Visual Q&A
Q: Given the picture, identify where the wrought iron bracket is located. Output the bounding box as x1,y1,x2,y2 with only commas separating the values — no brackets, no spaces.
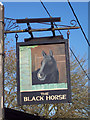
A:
4,17,80,41
51,22,55,37
67,30,70,39
27,23,33,39
4,18,20,32
15,33,19,43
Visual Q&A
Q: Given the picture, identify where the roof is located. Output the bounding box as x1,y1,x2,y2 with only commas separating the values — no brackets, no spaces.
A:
4,107,50,120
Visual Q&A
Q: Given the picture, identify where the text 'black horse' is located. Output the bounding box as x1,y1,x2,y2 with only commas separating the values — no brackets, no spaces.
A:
32,50,59,85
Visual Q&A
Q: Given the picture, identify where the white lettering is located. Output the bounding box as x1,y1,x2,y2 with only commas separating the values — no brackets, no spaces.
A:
24,96,44,102
24,94,66,102
46,94,67,101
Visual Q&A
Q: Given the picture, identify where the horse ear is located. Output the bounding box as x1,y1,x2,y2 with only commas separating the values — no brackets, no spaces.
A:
42,51,47,57
49,50,53,56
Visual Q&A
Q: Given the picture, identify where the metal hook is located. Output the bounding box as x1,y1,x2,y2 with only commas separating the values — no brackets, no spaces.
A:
15,33,18,43
67,30,70,39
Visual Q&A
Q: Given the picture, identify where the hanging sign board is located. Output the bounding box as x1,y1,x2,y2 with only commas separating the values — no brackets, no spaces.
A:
17,36,71,105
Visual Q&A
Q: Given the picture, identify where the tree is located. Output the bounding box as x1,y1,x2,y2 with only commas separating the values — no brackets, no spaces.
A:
4,39,88,119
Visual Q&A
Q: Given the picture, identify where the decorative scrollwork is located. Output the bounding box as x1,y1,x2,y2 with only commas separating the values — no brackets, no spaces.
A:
45,19,77,28
4,17,20,32
70,20,77,27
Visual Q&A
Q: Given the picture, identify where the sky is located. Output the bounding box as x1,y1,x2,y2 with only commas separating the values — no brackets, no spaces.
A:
1,0,89,105
0,0,89,111
3,2,88,56
0,1,89,111
1,2,88,71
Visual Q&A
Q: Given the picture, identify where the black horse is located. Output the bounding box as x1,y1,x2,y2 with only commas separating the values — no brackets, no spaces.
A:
32,50,59,85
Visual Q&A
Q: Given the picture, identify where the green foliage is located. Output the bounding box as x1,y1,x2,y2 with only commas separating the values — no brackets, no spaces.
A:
4,39,88,118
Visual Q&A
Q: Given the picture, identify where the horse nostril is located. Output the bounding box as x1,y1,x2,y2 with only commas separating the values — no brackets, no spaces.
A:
38,73,44,78
37,72,46,81
38,72,44,78
38,73,41,78
40,73,43,77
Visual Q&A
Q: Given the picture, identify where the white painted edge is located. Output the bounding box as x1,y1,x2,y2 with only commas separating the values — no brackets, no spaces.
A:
21,88,68,92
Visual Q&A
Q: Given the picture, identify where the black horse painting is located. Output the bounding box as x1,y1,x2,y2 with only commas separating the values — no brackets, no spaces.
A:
32,50,59,85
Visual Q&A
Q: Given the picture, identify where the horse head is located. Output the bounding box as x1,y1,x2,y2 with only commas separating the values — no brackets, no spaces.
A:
37,50,58,81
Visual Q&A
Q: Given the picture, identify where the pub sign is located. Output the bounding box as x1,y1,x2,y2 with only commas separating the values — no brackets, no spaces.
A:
17,36,71,105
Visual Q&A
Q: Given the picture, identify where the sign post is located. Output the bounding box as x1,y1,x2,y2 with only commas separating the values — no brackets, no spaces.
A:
0,2,4,120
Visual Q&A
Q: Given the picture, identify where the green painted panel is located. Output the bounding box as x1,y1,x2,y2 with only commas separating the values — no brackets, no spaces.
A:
32,83,67,91
19,46,32,91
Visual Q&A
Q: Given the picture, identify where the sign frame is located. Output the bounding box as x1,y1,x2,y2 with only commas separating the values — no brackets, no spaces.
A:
16,36,71,105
